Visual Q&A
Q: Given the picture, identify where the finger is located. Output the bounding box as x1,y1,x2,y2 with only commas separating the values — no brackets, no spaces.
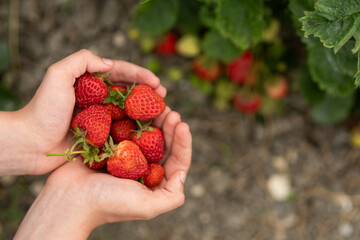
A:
142,170,186,219
163,122,192,178
44,49,114,87
107,60,166,98
152,106,171,128
158,111,182,164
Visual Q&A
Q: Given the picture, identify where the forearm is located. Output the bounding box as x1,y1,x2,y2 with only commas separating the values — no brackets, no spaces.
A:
0,110,37,175
14,183,97,240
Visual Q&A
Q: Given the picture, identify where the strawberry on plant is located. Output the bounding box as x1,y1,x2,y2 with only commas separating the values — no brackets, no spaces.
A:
75,72,110,109
103,85,128,120
143,163,165,188
72,104,112,147
131,121,165,163
226,51,253,84
232,90,262,114
107,140,148,179
125,84,166,120
176,34,200,58
155,33,177,56
193,56,222,82
265,76,289,100
111,118,137,143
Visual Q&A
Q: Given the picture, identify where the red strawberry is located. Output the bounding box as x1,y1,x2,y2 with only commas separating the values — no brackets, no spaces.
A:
125,85,166,121
103,85,127,120
111,118,137,143
226,51,253,84
155,33,177,56
132,124,165,163
265,76,289,100
143,163,165,188
107,140,148,179
80,149,108,170
75,72,110,109
72,104,112,147
232,91,262,114
192,57,222,82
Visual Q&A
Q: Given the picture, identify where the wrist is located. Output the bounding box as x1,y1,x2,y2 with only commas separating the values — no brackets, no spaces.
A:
0,110,37,175
15,180,98,240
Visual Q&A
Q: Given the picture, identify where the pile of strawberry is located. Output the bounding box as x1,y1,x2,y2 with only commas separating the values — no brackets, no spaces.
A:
47,72,166,188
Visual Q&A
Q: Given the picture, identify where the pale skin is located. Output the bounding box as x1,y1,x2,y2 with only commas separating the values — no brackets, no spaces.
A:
0,49,192,239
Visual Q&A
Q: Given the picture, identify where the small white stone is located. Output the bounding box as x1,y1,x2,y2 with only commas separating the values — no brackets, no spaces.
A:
267,174,292,201
272,156,288,172
338,222,353,237
190,184,206,198
113,32,127,48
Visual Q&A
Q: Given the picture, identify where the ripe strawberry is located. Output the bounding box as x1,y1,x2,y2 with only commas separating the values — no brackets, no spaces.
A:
155,33,177,56
125,85,166,120
265,76,289,100
143,163,165,188
103,85,128,120
107,140,148,179
111,118,137,143
80,149,108,170
72,104,112,147
232,91,262,114
75,72,110,109
192,56,221,82
132,123,165,163
226,51,253,84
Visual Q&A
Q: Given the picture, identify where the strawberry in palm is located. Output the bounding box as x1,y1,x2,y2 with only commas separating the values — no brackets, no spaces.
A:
106,140,148,179
125,85,166,121
131,121,165,163
143,163,165,188
103,85,128,120
111,118,137,143
75,72,110,109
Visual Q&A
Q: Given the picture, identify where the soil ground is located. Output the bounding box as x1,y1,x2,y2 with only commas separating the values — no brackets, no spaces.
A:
1,1,360,239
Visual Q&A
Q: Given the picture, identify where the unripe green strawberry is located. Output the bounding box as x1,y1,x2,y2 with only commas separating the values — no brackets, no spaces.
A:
72,104,112,147
107,140,148,179
132,125,165,163
75,72,110,109
110,118,137,143
125,85,166,120
143,163,165,188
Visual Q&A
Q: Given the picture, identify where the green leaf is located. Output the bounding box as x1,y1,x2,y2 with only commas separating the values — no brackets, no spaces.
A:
202,29,243,62
288,0,317,34
215,0,265,49
306,38,357,95
0,40,9,73
177,0,202,33
297,64,325,104
356,52,360,85
311,92,354,125
199,4,216,29
300,0,360,54
132,0,179,36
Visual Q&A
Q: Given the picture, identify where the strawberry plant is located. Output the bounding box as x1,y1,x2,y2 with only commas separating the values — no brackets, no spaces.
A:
130,0,360,124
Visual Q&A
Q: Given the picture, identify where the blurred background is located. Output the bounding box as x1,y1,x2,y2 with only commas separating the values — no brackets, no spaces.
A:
1,0,360,239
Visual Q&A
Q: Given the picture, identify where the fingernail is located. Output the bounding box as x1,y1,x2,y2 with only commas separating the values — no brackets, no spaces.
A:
179,171,187,184
102,58,113,66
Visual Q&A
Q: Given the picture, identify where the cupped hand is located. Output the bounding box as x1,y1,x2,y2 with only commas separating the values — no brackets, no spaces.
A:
13,49,166,175
15,109,192,240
